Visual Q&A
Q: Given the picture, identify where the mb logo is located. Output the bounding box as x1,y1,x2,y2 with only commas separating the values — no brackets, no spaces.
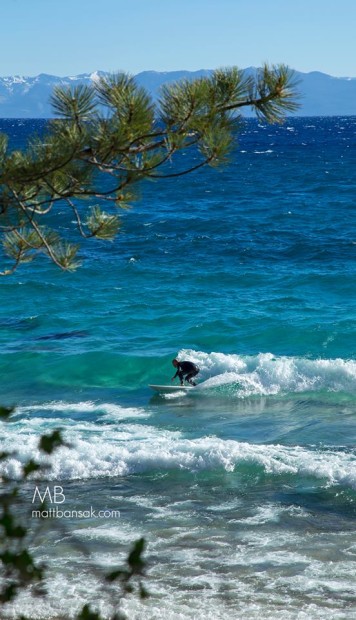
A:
32,486,65,504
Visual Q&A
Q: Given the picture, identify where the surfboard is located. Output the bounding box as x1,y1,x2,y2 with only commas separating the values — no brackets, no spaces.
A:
149,384,194,393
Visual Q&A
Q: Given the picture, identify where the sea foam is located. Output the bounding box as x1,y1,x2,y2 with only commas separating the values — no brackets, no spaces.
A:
2,420,355,489
178,350,356,397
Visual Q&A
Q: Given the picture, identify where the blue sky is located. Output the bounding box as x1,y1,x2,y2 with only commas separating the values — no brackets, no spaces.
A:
1,0,355,77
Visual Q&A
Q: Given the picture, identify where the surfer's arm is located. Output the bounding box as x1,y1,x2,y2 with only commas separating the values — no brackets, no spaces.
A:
172,366,181,381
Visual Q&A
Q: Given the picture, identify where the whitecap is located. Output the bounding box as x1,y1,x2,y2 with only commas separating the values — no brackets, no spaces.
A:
1,424,355,489
178,349,356,397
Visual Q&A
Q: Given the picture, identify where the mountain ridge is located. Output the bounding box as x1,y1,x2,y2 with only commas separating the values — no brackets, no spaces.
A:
0,68,355,118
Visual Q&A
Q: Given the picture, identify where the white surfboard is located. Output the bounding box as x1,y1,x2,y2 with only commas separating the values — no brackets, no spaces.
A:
149,384,194,393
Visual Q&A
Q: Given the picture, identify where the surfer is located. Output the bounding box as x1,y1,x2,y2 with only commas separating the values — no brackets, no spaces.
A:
171,359,199,386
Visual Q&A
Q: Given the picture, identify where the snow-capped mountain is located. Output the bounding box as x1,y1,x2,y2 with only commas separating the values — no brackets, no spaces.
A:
0,69,355,118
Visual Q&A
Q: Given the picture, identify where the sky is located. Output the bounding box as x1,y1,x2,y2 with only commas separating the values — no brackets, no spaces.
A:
1,0,355,78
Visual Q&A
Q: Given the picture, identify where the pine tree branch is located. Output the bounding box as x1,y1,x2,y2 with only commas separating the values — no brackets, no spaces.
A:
0,65,300,272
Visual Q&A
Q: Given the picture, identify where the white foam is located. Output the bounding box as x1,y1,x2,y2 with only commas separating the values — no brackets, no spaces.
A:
2,477,355,620
16,400,148,420
71,522,141,545
178,349,356,397
232,503,310,525
1,421,355,489
6,553,355,620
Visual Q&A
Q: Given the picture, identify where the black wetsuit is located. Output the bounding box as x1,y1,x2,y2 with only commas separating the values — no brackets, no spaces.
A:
173,361,199,386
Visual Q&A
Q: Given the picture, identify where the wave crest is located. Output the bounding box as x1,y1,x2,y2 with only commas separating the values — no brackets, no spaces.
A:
178,350,356,397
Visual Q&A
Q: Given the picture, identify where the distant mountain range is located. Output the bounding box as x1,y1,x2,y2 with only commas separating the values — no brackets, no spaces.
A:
0,68,355,118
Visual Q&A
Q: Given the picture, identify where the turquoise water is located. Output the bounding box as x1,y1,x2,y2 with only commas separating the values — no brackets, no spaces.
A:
1,117,356,619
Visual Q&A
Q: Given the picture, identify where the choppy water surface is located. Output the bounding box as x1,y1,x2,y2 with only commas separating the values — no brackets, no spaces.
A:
1,117,355,619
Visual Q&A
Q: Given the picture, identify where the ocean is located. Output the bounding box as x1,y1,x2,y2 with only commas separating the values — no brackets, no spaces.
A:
0,116,355,619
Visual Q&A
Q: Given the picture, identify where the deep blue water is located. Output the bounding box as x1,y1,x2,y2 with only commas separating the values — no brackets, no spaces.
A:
1,117,355,619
